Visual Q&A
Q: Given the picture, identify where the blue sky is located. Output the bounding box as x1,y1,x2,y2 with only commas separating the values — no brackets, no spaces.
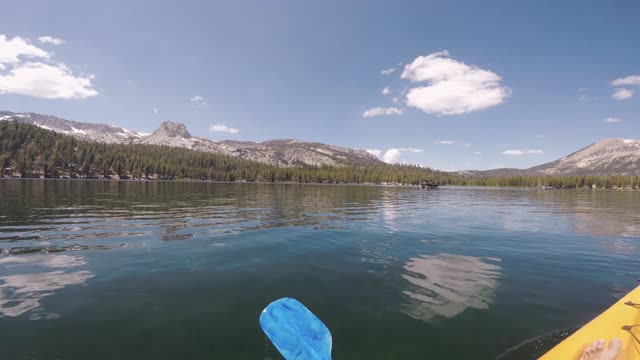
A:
0,0,638,170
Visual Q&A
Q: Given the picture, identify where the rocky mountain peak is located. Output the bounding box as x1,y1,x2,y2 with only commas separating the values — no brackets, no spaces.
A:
155,121,191,138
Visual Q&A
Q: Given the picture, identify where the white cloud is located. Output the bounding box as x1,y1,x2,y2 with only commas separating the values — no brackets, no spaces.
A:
369,147,425,164
153,108,158,116
503,149,544,155
610,76,640,100
0,34,97,99
397,147,424,153
0,34,49,65
401,50,510,115
37,36,66,45
127,80,134,84
603,117,623,123
382,87,391,95
363,107,403,117
382,148,401,163
0,62,97,99
611,88,633,100
435,140,454,145
473,151,482,155
366,149,381,157
391,97,399,104
463,143,472,147
611,75,640,87
209,124,239,134
380,68,396,75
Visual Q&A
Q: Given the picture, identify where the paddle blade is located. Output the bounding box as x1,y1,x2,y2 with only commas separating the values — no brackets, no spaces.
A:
259,298,332,360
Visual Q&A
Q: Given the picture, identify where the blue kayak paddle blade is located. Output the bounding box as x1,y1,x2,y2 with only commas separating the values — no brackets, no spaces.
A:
260,298,332,360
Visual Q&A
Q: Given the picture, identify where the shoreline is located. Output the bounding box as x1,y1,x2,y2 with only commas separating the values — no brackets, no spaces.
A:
1,177,638,191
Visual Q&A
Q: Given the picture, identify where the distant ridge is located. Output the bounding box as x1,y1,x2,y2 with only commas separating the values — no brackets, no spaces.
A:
3,110,639,176
0,111,382,168
463,139,640,176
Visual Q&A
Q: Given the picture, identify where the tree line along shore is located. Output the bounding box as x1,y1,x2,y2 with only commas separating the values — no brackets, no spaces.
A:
2,121,639,190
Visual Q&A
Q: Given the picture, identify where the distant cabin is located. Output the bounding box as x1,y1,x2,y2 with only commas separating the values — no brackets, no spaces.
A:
421,180,439,189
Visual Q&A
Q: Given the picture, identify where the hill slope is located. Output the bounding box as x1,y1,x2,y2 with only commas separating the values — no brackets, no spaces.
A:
530,139,640,176
464,139,640,177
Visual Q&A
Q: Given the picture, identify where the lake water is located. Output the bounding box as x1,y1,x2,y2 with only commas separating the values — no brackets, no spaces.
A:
1,180,639,359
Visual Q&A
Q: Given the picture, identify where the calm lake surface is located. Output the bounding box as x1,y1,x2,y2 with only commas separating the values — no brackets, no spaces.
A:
1,180,639,359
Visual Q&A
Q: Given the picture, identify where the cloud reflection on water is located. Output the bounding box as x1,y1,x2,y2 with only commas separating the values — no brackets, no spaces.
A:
0,254,87,268
401,253,501,322
0,254,94,318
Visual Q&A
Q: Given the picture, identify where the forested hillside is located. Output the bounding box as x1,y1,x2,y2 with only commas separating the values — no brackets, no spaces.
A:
0,122,450,184
1,121,639,189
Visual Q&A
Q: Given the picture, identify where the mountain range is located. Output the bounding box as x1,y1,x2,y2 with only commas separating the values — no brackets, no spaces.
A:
0,111,382,168
1,110,639,176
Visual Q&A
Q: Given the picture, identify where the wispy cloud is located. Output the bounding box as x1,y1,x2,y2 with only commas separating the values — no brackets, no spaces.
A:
463,143,472,147
611,75,640,87
435,140,454,145
401,50,510,115
382,87,391,95
473,151,482,155
363,107,403,117
503,149,544,155
397,147,424,153
380,68,396,75
37,36,66,45
603,117,623,123
578,95,596,103
611,88,633,100
209,124,239,134
610,75,640,100
189,95,208,107
577,88,596,103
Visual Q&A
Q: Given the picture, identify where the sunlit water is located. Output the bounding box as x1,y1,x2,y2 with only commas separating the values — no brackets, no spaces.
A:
1,180,639,359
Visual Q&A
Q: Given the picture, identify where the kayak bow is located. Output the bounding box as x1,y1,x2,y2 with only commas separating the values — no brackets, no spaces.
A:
541,285,640,359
